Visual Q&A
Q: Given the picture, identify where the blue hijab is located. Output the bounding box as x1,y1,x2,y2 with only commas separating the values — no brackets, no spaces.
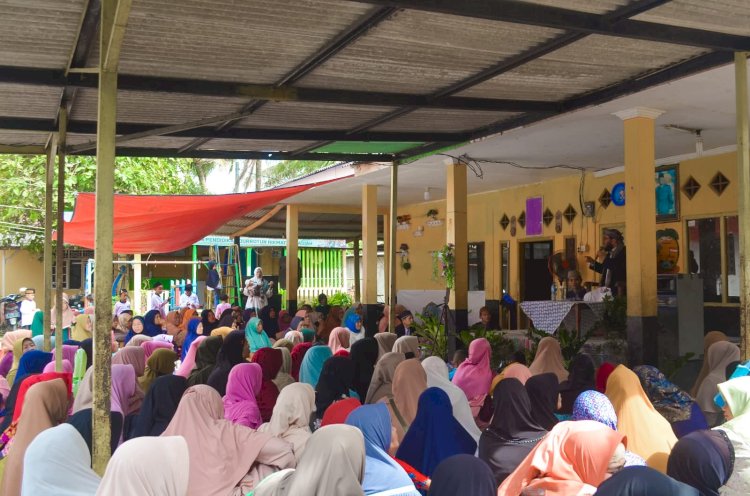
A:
14,350,53,385
344,312,362,334
142,310,164,337
299,345,332,388
245,317,271,353
346,404,420,496
181,318,202,361
124,316,145,345
395,387,477,477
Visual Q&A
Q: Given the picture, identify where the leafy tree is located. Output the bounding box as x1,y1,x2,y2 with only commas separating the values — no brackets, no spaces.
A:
264,160,334,188
0,154,215,250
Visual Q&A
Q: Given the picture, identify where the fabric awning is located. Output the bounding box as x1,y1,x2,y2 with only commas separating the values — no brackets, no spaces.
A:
58,181,331,254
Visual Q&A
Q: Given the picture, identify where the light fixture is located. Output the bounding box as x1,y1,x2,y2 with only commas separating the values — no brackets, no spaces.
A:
424,187,431,201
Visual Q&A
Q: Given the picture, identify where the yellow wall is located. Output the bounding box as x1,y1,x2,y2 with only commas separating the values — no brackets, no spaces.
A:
394,151,739,303
0,249,45,301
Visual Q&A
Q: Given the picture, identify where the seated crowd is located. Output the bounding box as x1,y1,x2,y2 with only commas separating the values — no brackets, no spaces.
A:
0,292,748,496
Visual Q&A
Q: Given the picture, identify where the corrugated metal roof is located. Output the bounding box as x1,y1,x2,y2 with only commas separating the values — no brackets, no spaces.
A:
198,139,317,152
236,102,397,130
635,0,750,37
457,35,707,101
520,0,631,15
0,0,87,69
0,83,62,119
0,130,49,146
371,109,518,133
295,9,564,94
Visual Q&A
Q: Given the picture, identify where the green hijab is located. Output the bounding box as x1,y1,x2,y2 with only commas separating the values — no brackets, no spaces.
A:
718,375,750,444
30,311,44,337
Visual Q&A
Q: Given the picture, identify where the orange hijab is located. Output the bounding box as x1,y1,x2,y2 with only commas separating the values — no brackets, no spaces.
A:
498,420,625,496
605,364,677,473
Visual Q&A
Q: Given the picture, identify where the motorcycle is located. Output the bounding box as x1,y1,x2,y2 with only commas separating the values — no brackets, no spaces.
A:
0,293,23,331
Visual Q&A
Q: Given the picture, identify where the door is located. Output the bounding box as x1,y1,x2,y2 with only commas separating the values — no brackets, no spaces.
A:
520,240,553,301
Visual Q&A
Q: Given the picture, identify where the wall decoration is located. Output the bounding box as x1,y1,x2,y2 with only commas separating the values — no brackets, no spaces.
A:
656,229,680,274
682,176,701,200
563,204,577,224
510,216,517,237
399,243,412,272
413,226,424,237
396,214,411,230
526,197,543,236
543,208,554,227
655,164,679,222
611,182,626,206
518,211,526,229
709,171,730,196
599,188,612,209
499,214,510,231
555,210,562,233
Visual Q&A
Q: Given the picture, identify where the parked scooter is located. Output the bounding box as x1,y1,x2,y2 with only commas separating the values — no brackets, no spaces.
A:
0,293,23,330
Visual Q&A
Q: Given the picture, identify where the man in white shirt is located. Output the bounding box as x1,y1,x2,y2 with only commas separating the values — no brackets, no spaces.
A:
150,282,168,318
114,289,131,315
19,288,37,328
179,284,200,309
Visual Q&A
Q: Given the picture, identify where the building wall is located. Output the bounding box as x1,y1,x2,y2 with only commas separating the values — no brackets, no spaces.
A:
0,249,45,301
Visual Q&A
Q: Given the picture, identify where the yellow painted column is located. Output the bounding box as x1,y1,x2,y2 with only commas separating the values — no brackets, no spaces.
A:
614,106,664,364
447,159,469,334
362,184,379,335
383,212,390,306
285,205,299,314
353,239,360,302
735,52,750,360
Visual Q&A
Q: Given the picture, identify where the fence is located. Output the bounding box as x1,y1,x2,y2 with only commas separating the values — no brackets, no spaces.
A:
297,248,345,303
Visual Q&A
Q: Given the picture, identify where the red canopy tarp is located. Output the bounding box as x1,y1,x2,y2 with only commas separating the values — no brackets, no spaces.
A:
58,181,332,254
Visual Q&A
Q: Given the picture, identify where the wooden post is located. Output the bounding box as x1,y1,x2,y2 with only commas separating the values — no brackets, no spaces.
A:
447,159,468,336
43,134,58,352
133,253,142,314
353,238,361,303
55,108,67,370
736,53,750,361
285,205,299,314
388,163,398,334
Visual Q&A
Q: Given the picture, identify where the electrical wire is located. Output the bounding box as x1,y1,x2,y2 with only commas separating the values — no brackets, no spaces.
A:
0,204,46,212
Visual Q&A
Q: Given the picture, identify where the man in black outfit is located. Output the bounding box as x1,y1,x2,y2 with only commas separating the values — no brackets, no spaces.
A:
585,228,627,296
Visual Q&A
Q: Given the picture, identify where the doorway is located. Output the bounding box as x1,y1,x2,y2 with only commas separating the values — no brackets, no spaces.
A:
520,240,553,301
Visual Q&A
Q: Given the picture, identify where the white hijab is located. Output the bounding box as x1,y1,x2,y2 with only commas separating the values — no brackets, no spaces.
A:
21,424,100,496
258,383,315,462
421,356,482,443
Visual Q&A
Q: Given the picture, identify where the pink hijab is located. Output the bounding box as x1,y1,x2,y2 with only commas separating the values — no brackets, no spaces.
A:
112,346,147,377
111,364,137,415
52,344,78,365
43,359,73,374
141,340,173,360
175,336,206,378
452,338,493,400
503,363,532,385
223,363,263,429
328,327,350,355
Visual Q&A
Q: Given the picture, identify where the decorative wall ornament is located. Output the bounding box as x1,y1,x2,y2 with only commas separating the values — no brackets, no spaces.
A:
555,210,563,233
518,211,526,229
413,226,424,237
599,188,612,209
510,216,517,237
500,214,510,231
543,208,554,227
709,171,730,196
563,204,577,224
655,164,679,223
399,243,411,272
682,176,701,200
396,214,411,230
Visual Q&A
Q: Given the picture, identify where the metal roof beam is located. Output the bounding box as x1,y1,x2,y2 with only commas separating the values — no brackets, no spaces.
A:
347,0,750,51
67,147,395,162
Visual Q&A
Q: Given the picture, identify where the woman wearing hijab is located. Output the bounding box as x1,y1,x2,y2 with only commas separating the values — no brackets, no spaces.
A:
691,330,729,396
452,338,493,418
634,365,707,438
272,347,295,392
251,347,283,422
350,337,379,402
321,398,362,426
299,344,332,388
667,429,733,496
138,348,178,394
73,364,136,418
283,331,303,347
696,341,741,426
498,420,626,496
526,372,560,430
5,338,34,386
529,336,569,382
181,317,202,361
175,336,205,378
187,335,223,387
5,372,71,430
490,362,533,395
201,309,219,336
366,351,404,405
124,316,146,345
382,358,427,445
253,424,365,496
375,332,397,359
393,335,420,359
0,379,69,495
112,346,146,377
258,383,315,462
396,387,477,477
70,314,92,342
127,375,187,440
140,309,165,338
606,364,677,473
223,363,263,429
421,356,481,443
206,330,248,397
714,375,750,495
559,353,595,414
318,306,342,342
290,342,312,381
480,378,548,485
328,326,350,355
276,309,291,335
315,355,355,421
597,362,618,393
246,317,272,354
29,310,44,339
21,423,101,494
96,435,188,496
13,350,52,386
596,466,699,496
162,385,294,496
258,306,279,340
50,295,76,341
429,455,497,496
344,312,364,346
346,404,421,496
141,340,174,361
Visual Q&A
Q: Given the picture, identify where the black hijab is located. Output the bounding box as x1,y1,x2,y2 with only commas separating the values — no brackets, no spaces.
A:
79,338,93,370
667,429,733,496
66,408,123,456
597,466,699,495
259,306,278,336
526,373,559,430
206,330,247,396
350,337,379,401
201,310,219,336
186,335,223,387
128,375,188,439
479,378,547,486
429,454,496,496
217,310,236,329
315,356,355,419
559,353,595,414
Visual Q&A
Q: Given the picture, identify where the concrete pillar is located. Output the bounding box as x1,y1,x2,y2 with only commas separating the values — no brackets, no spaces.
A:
614,106,664,365
447,160,469,336
54,108,67,371
43,134,58,352
736,53,750,360
362,184,379,336
353,238,360,302
285,205,299,315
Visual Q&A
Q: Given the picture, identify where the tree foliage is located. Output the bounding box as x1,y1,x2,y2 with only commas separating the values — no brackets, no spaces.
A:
264,160,334,188
0,154,215,250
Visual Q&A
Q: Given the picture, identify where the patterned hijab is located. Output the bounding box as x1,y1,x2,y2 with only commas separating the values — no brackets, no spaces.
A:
634,365,694,423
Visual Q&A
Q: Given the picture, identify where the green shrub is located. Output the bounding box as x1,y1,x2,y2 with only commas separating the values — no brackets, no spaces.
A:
415,313,448,359
328,292,353,308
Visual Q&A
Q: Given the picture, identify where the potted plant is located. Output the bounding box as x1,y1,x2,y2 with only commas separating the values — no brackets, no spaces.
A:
432,244,455,289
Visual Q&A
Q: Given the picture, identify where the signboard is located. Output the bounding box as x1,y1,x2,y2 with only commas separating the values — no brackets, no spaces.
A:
195,236,347,249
